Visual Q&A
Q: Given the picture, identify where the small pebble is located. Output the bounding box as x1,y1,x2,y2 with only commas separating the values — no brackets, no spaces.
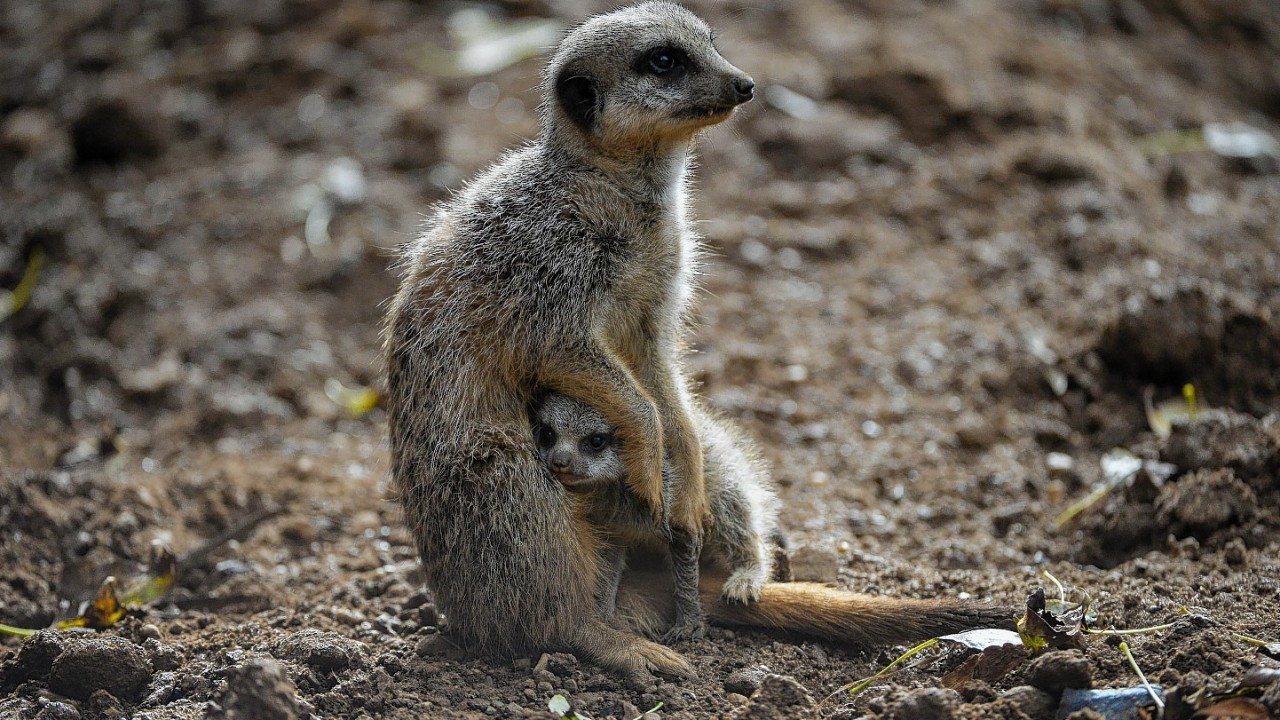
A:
788,546,838,583
1001,685,1057,720
733,675,816,716
330,607,366,625
1046,452,1074,474
1026,650,1092,694
724,664,773,696
34,701,80,720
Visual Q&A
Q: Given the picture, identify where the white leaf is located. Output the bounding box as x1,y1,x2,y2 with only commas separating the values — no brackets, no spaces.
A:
937,628,1024,650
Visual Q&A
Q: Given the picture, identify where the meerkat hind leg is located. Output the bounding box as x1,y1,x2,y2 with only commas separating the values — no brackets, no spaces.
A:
573,618,694,686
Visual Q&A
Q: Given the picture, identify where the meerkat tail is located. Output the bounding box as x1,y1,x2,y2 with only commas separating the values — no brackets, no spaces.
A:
614,567,1012,645
701,576,1014,646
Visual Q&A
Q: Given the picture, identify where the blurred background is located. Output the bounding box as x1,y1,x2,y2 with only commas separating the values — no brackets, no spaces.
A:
2,0,1279,717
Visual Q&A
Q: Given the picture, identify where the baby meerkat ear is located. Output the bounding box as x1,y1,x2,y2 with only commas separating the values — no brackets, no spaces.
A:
556,68,599,132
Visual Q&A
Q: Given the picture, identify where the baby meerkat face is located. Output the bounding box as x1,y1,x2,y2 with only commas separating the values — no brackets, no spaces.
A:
546,1,753,148
533,393,626,491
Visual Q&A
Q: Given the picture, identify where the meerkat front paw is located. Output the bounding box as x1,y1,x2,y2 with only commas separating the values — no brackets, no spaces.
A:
668,493,712,541
720,568,766,604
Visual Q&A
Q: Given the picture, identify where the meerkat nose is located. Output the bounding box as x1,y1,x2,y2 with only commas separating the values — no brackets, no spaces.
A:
733,78,755,104
550,451,572,471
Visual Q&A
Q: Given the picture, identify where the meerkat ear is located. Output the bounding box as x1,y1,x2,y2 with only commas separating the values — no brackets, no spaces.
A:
556,69,599,132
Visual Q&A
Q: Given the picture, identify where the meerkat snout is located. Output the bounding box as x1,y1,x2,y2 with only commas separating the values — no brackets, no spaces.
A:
733,77,755,104
549,448,573,472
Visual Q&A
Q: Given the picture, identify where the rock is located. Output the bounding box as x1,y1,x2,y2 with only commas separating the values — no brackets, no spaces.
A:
724,665,773,696
0,630,64,692
48,635,153,702
883,687,960,720
1025,650,1091,695
34,701,80,720
86,689,126,720
788,546,838,583
1223,538,1248,565
270,630,366,672
1,108,59,154
1046,452,1075,476
143,638,182,672
119,358,184,395
223,658,303,720
955,412,1000,449
731,674,816,719
540,652,579,677
1011,142,1098,183
142,670,178,705
1001,685,1057,720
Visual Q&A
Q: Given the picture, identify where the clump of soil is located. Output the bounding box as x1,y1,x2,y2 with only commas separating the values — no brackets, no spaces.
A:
220,658,307,720
1071,409,1279,566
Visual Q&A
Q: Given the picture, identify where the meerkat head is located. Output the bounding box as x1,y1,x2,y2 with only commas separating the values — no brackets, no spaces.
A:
533,393,625,491
543,1,753,154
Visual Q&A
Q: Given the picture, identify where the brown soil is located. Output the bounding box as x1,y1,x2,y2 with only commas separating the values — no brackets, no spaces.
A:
3,0,1279,718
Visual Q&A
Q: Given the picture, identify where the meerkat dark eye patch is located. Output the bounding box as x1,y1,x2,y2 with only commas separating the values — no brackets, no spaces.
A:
537,425,557,449
556,70,598,131
636,46,688,78
585,433,611,451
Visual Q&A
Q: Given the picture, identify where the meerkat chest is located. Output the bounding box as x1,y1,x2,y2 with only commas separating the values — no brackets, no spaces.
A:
602,220,690,343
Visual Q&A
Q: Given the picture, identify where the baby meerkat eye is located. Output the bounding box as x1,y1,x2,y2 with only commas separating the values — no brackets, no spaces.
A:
537,425,556,448
585,433,610,451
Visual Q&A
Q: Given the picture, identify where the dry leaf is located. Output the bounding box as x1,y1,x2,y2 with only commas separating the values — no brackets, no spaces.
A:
1193,697,1269,719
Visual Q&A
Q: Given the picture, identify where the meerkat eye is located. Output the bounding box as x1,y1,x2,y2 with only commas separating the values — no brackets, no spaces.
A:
585,433,610,451
642,47,684,76
537,425,556,448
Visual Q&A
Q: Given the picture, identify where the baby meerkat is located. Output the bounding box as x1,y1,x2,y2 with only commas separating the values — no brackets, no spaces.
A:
535,393,1014,649
384,2,753,679
534,392,787,639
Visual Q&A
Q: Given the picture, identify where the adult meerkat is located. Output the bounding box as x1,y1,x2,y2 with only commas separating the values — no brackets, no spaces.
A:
533,393,1013,646
384,2,751,678
534,392,786,615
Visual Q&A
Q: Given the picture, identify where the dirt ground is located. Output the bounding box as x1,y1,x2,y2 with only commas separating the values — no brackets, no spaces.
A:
3,0,1279,718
